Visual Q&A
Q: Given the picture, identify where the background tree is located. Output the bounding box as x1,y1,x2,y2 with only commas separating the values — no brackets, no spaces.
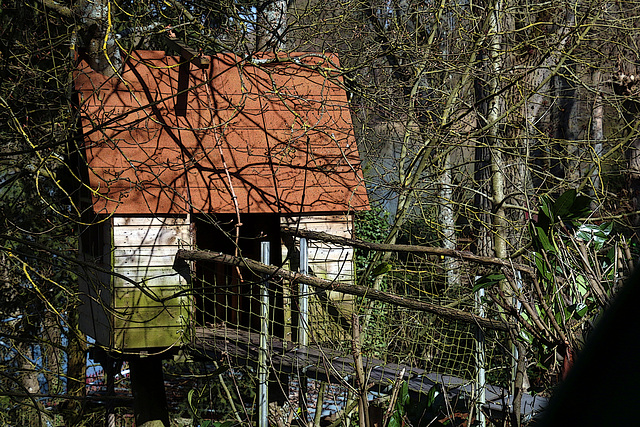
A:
2,0,640,425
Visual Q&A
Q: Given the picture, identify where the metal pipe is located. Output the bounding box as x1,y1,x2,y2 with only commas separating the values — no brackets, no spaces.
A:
259,241,270,427
299,237,309,347
298,238,310,423
476,277,486,427
512,271,523,394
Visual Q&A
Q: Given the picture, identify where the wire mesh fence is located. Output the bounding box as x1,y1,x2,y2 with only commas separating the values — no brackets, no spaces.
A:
77,198,628,426
181,228,521,426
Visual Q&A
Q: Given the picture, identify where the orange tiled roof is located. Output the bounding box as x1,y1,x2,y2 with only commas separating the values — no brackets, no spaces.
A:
75,51,369,215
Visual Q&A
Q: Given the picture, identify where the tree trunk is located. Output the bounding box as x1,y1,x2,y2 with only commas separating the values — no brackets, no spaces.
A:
66,309,87,398
439,152,460,287
487,0,507,262
43,309,63,396
474,46,494,259
63,309,87,426
16,341,45,426
256,0,288,50
78,0,123,76
590,70,604,198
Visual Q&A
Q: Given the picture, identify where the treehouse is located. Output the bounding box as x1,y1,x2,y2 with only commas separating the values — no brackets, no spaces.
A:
74,50,369,352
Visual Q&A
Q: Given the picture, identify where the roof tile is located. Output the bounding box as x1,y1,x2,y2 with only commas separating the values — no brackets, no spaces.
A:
76,51,369,214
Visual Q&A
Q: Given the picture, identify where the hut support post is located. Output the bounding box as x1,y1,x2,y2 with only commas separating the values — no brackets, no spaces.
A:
130,355,169,427
104,357,121,427
106,368,115,427
259,241,270,427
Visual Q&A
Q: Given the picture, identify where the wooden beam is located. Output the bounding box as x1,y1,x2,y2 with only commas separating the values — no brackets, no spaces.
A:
165,36,210,69
175,249,513,332
281,226,536,277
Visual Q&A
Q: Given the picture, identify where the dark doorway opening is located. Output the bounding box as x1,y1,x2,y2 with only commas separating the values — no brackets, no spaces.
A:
192,214,284,335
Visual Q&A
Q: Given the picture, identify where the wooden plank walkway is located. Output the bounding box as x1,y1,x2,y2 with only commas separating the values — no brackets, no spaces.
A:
189,326,547,421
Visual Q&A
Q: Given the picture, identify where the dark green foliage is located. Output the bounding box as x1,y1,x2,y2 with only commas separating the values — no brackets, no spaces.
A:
354,206,391,285
166,361,253,423
522,190,624,389
387,381,463,427
387,381,410,427
532,189,592,251
472,273,506,292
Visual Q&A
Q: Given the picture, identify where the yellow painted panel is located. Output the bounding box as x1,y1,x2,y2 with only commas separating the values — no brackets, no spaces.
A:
112,306,186,328
114,286,190,308
114,325,189,349
105,215,193,350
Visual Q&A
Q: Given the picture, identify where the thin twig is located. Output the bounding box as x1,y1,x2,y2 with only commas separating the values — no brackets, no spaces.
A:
382,368,405,427
313,382,327,427
352,314,370,427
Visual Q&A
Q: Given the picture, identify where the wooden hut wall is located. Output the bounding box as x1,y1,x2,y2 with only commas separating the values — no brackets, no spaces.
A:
111,216,193,349
78,218,113,347
79,215,193,351
76,51,371,351
281,214,355,342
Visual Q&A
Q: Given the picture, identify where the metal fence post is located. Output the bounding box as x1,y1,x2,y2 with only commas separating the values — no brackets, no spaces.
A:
475,277,486,427
298,237,310,422
259,241,270,427
299,237,309,347
512,271,523,395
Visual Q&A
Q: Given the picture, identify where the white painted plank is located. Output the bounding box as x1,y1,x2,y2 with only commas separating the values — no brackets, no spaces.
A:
115,269,185,285
113,216,189,227
307,246,354,259
114,225,191,247
113,273,187,288
113,246,183,257
113,245,183,270
113,265,183,279
114,253,178,268
283,214,353,224
281,215,355,285
282,215,354,237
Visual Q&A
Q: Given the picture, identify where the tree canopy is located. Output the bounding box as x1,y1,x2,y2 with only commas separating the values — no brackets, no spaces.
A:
1,0,640,425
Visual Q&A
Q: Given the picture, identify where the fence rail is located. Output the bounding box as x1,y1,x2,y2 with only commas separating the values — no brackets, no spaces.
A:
176,226,549,425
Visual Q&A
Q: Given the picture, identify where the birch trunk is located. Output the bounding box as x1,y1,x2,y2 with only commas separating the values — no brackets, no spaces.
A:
43,0,123,76
78,0,123,76
591,70,604,198
439,153,460,286
256,0,288,50
487,0,507,262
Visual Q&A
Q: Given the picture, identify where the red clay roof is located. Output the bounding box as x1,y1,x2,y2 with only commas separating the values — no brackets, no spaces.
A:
75,51,369,215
